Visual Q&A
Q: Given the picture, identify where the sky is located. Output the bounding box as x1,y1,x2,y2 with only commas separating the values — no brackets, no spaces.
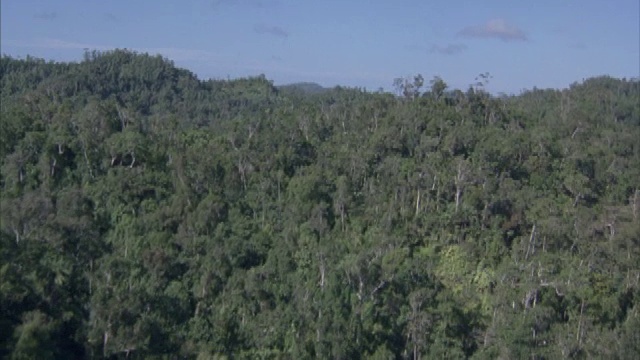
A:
1,0,639,94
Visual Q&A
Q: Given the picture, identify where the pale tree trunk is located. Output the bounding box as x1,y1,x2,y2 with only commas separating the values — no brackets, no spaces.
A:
319,254,326,291
237,160,248,190
415,189,421,217
339,204,345,231
50,158,57,176
576,300,585,346
454,162,466,212
525,224,536,260
298,116,310,141
116,103,128,130
80,139,94,178
631,188,639,220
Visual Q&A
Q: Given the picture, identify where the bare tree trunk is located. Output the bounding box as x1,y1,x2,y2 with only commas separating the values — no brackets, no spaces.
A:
415,189,421,217
319,254,326,291
103,330,109,357
525,224,536,260
80,140,94,178
631,188,639,220
577,300,585,346
50,157,57,176
116,103,127,130
605,223,615,241
454,162,466,212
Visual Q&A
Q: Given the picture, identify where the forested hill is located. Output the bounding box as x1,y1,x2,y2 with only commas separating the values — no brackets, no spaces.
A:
1,49,639,359
277,82,328,95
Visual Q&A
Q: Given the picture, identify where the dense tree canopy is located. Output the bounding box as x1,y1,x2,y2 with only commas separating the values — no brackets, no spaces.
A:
1,50,639,359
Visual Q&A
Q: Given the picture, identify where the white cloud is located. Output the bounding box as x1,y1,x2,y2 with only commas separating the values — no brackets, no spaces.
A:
459,19,528,42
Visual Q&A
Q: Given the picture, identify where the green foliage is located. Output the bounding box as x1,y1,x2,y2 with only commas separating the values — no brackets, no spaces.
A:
1,50,639,358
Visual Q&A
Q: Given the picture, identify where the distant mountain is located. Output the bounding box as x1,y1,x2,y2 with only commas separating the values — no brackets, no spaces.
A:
277,82,328,95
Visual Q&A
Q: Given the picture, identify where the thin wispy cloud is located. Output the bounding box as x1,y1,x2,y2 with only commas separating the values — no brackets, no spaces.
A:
33,11,57,20
551,25,569,35
549,26,587,51
429,43,467,55
459,19,528,42
2,38,230,63
104,13,120,22
252,0,280,9
4,38,112,51
253,24,288,38
212,0,279,10
568,42,587,50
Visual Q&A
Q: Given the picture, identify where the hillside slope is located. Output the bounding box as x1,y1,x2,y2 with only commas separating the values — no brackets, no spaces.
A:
1,50,639,359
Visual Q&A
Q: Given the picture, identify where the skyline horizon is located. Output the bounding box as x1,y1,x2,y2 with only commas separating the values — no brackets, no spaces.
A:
2,1,638,94
3,47,636,96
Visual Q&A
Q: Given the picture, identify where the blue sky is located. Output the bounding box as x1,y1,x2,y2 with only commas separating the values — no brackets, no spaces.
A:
2,0,639,94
